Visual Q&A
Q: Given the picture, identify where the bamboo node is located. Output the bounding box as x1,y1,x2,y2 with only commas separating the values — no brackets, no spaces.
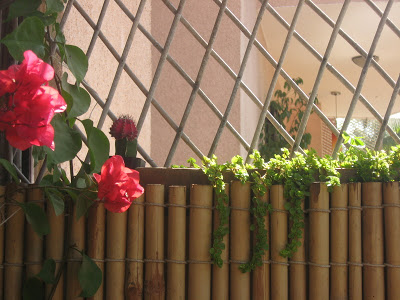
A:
385,263,400,268
3,262,24,267
362,205,383,209
308,261,330,268
330,262,347,266
24,261,43,265
187,260,212,264
165,259,187,264
126,258,144,263
289,260,307,265
330,207,348,211
272,208,288,213
104,258,125,262
382,203,400,208
363,262,385,268
143,259,165,263
229,260,249,264
306,208,330,213
347,261,363,267
347,206,362,210
270,260,290,266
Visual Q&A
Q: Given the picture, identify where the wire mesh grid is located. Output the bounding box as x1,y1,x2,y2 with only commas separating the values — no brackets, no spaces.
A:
48,0,400,167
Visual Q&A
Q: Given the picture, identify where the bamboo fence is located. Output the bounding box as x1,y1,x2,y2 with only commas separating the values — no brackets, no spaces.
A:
0,174,400,299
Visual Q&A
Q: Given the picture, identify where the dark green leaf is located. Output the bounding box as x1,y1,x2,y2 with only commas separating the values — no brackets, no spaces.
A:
7,0,41,21
45,188,65,216
46,0,64,13
45,114,82,164
78,254,102,297
21,202,50,237
37,259,56,284
0,159,20,183
64,45,88,85
0,17,45,61
22,277,44,300
81,119,110,173
61,73,91,119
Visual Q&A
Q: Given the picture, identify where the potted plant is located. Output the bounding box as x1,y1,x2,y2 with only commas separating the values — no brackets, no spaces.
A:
110,115,146,169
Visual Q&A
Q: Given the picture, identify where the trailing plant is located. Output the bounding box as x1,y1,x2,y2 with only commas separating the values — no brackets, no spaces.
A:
259,78,315,161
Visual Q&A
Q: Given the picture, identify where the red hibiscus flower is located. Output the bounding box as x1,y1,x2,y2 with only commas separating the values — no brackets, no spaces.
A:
93,156,144,213
0,50,66,150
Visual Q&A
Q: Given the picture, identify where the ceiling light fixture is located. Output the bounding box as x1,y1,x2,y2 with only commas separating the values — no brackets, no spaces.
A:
352,55,379,68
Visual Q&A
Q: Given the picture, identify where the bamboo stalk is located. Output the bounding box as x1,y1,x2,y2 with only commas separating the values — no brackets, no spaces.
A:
252,191,270,300
289,200,305,300
383,182,400,300
45,191,65,300
212,184,229,300
66,202,85,300
188,185,213,300
309,183,329,300
330,184,348,300
0,185,6,300
25,187,44,277
106,208,128,300
167,186,186,300
126,194,145,300
4,185,25,300
270,185,288,300
87,203,106,300
348,182,362,300
230,181,251,300
362,182,385,300
144,184,165,300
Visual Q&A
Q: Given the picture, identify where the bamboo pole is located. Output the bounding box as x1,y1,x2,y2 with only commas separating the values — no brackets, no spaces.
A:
362,182,385,300
87,203,106,300
212,184,229,300
0,185,6,300
383,182,400,300
348,182,362,300
330,184,348,300
309,183,329,300
144,184,165,300
167,186,186,300
45,191,65,300
230,181,251,300
25,187,44,277
126,194,145,300
289,200,306,300
4,185,25,300
252,191,270,300
106,208,128,300
188,185,213,300
66,202,85,300
270,185,288,300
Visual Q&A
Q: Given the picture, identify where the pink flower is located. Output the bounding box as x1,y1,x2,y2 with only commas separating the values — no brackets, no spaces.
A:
0,50,66,150
93,156,144,213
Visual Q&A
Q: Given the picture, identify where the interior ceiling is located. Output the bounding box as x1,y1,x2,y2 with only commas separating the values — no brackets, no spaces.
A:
261,1,400,119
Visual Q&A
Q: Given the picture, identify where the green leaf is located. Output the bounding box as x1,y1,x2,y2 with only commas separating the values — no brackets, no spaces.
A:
22,277,44,300
45,188,65,216
81,119,110,173
76,190,96,220
46,0,64,13
78,254,102,297
61,73,91,119
0,159,20,183
45,114,82,164
64,45,88,85
37,259,56,284
0,17,46,61
21,202,50,237
7,0,41,21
